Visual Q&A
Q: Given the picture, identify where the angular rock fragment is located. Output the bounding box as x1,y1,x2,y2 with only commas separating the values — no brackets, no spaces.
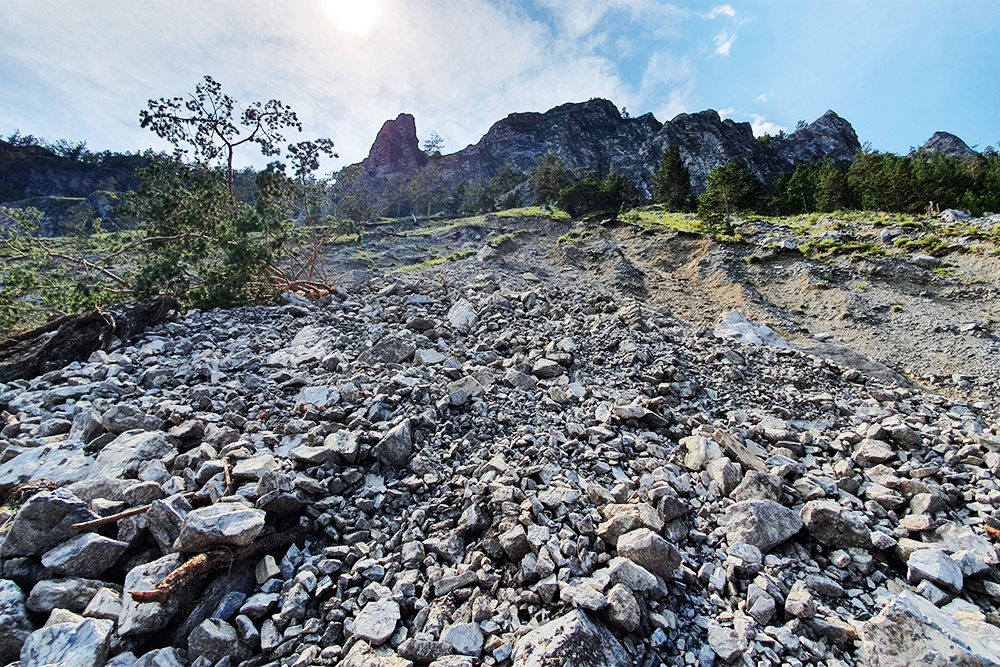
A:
0,488,97,557
512,609,632,667
861,591,1000,667
20,617,114,667
725,499,802,552
173,502,265,552
800,499,871,549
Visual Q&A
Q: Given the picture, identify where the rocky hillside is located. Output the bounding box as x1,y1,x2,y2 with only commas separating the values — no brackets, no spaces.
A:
0,140,145,236
350,99,862,198
2,216,1000,667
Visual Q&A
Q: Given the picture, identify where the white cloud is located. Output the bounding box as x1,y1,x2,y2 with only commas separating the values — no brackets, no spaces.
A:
0,0,701,169
749,114,786,137
703,5,736,20
718,107,735,120
756,93,768,103
714,30,737,55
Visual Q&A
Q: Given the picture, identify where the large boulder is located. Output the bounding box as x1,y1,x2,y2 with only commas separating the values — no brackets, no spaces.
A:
173,502,266,552
0,489,97,557
20,618,114,667
0,579,32,664
512,609,632,667
91,430,175,480
799,499,871,549
725,499,802,553
861,591,1000,667
374,420,413,466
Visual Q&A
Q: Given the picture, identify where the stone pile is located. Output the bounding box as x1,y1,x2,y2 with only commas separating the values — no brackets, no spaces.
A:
1,263,1000,667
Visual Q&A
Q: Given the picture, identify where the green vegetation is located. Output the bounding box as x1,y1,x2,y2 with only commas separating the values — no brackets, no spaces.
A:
530,153,574,206
698,159,759,233
651,145,692,211
797,238,885,260
556,229,593,246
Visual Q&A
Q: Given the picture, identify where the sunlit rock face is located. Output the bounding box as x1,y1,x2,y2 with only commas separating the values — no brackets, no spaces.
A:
350,99,863,198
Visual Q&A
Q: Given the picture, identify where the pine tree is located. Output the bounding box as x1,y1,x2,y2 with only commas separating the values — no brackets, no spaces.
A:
651,145,691,211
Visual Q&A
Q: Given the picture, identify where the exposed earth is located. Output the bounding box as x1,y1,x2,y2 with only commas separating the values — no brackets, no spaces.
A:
331,208,1000,403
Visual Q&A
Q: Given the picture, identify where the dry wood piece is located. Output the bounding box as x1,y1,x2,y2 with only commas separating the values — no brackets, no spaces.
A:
128,529,301,604
72,492,197,531
985,524,1000,541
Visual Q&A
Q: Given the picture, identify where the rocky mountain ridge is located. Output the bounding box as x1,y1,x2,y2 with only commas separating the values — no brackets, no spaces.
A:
352,99,862,198
1,229,1000,667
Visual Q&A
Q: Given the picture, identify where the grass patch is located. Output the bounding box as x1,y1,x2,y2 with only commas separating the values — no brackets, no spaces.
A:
797,238,885,260
557,230,593,246
399,257,446,273
489,229,528,247
446,248,476,261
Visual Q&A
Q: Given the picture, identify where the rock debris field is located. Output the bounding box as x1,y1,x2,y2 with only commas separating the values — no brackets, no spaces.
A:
2,259,1000,667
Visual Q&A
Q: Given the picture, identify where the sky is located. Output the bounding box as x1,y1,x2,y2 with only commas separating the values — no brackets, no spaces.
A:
1,0,997,173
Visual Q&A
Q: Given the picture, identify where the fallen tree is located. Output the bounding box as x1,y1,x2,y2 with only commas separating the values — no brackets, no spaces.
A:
0,296,180,382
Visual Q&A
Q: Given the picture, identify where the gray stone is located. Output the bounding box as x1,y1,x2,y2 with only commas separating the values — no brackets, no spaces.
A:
341,640,414,667
91,430,175,480
83,587,123,620
173,502,265,552
414,349,448,366
359,335,416,365
102,404,162,434
118,554,182,636
230,454,276,481
0,488,97,557
134,647,185,667
0,440,93,488
707,456,742,496
26,577,105,614
681,435,723,471
604,583,640,632
615,527,680,579
423,533,465,566
730,471,784,502
725,499,803,553
146,493,193,554
188,618,245,664
441,622,483,656
503,369,537,390
375,419,412,466
123,481,166,506
714,310,788,348
908,548,964,594
929,522,999,566
69,410,105,444
41,533,128,578
606,557,661,593
531,359,563,379
499,524,531,561
292,385,340,413
398,638,453,662
447,300,478,330
559,583,607,610
353,599,400,646
0,579,32,664
20,618,114,667
861,591,1000,667
707,622,747,663
324,429,360,464
512,609,632,667
799,499,871,549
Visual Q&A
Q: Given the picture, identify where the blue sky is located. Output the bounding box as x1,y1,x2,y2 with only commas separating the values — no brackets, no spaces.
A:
1,0,997,172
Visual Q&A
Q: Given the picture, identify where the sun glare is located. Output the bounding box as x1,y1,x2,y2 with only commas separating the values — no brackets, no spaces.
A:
321,0,380,36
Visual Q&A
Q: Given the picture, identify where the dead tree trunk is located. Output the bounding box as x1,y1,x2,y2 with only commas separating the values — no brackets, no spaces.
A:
0,296,181,383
